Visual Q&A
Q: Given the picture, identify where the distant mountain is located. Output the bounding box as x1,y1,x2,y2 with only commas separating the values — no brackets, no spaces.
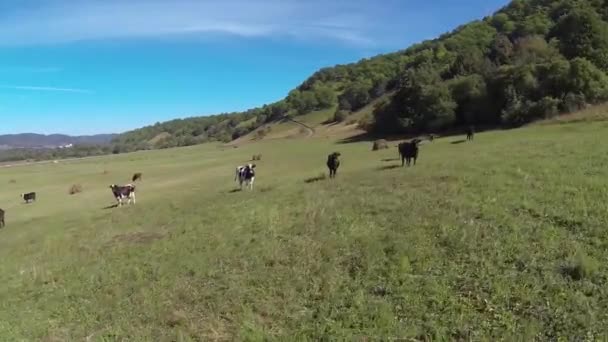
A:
0,133,117,149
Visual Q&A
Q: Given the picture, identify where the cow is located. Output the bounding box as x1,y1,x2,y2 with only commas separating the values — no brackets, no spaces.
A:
109,184,136,206
326,152,341,179
235,164,256,190
398,139,421,167
132,173,143,182
466,126,475,141
21,192,36,203
0,208,4,228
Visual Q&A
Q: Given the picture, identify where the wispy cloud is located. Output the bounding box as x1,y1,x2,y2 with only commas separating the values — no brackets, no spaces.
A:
0,0,396,47
0,85,93,94
0,66,62,73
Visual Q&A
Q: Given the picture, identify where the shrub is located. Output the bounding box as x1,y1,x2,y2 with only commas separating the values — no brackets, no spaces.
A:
561,252,599,281
561,93,586,113
8,179,16,184
69,184,83,195
254,128,269,140
334,110,350,123
372,139,389,151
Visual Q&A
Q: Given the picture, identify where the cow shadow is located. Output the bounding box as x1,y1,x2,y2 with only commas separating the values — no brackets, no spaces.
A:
102,204,119,210
381,158,400,162
377,164,401,171
451,140,467,145
304,174,327,184
228,189,242,193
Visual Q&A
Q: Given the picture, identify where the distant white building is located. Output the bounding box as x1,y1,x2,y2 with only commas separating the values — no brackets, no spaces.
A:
58,143,73,149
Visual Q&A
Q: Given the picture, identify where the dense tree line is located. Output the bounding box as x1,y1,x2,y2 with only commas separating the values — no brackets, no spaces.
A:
0,145,112,163
371,0,608,133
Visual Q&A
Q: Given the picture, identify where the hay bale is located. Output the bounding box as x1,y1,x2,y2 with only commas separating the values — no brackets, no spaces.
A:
69,184,83,195
372,139,389,151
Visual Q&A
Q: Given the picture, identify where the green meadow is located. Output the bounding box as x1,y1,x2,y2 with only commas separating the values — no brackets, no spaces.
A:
1,120,608,340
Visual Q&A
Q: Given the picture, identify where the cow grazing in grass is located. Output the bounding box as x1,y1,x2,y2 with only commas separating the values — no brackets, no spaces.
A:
326,152,341,179
109,184,136,206
398,139,421,167
132,173,143,182
0,208,4,228
235,164,256,190
21,192,36,203
466,126,475,141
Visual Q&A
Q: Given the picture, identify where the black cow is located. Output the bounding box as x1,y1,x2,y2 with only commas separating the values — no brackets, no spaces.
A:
132,173,143,182
109,184,136,206
21,192,36,203
398,139,421,167
327,152,341,179
466,126,475,141
0,208,4,228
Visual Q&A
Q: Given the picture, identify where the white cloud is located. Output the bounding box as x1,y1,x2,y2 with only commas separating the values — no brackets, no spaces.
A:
0,0,389,47
0,85,93,94
0,66,62,73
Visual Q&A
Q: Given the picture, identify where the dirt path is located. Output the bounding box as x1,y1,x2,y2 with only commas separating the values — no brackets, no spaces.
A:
282,117,315,138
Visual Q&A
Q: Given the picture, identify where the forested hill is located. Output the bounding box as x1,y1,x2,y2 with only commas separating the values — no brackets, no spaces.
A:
112,0,608,152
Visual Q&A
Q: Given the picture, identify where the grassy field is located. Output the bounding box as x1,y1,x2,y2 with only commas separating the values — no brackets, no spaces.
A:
1,120,608,340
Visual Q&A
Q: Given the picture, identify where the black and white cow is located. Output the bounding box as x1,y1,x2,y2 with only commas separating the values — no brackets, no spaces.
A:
109,184,136,206
0,208,4,228
21,192,36,203
235,164,256,190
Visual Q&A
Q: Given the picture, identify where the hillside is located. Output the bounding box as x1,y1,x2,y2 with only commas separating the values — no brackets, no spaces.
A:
2,113,608,339
112,0,608,152
0,133,116,149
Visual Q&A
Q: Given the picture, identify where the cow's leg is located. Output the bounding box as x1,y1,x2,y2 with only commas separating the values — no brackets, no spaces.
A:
401,156,405,167
132,192,136,204
249,178,254,190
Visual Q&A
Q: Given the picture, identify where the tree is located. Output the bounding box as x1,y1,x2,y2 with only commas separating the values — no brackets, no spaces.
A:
449,74,489,124
374,66,456,133
312,83,337,108
491,34,514,65
551,6,608,71
568,57,608,102
338,81,372,111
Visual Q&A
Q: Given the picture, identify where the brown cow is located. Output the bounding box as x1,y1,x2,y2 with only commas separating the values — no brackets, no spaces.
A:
132,173,143,182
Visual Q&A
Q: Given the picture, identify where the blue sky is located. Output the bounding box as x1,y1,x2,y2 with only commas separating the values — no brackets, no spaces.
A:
0,0,509,135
